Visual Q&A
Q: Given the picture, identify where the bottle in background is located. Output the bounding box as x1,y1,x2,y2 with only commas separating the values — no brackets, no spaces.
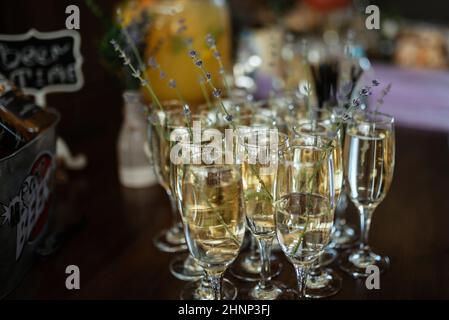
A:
117,91,157,188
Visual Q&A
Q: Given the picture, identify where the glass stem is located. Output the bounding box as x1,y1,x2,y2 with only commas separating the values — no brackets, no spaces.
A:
358,205,374,251
205,270,223,300
309,255,321,275
294,264,310,299
249,234,259,260
335,191,348,226
257,237,273,290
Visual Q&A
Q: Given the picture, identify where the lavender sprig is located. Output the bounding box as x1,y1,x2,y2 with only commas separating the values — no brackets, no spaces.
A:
189,49,235,127
147,55,193,138
116,9,146,74
189,47,276,206
375,83,392,113
175,20,212,108
302,82,313,123
205,33,231,99
110,39,163,111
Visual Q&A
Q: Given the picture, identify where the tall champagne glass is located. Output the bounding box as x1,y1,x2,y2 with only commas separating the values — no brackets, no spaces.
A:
181,150,246,300
339,111,395,278
330,107,357,248
166,112,207,281
239,129,289,299
149,101,187,252
292,122,343,298
275,144,335,299
229,113,283,282
171,134,239,299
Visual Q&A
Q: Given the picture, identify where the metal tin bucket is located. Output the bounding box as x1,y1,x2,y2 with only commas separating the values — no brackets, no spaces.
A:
0,110,59,298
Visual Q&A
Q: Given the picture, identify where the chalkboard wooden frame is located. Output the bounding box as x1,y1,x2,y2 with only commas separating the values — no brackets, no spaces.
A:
0,29,84,105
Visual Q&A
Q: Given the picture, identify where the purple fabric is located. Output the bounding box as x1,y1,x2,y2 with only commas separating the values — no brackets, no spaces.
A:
253,63,449,132
372,64,449,133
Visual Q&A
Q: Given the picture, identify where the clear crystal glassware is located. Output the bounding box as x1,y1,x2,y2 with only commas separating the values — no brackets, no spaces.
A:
149,101,187,253
238,129,289,299
339,111,395,278
275,143,336,299
330,107,357,248
166,110,245,299
180,149,246,300
292,121,343,298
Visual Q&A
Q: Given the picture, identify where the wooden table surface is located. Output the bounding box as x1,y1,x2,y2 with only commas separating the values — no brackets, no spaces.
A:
6,123,449,300
1,0,448,301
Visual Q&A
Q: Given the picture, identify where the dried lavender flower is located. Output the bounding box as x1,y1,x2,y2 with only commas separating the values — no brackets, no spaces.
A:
168,79,177,89
224,114,233,122
132,69,141,78
375,83,392,112
205,33,216,47
352,97,361,107
372,79,380,86
212,88,222,98
360,87,372,96
183,104,191,115
189,50,197,58
123,57,131,66
148,57,158,69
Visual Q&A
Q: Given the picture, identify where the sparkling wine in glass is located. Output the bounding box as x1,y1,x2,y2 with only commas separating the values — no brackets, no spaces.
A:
181,154,246,300
239,129,288,299
292,122,343,298
339,111,395,278
275,144,335,299
149,101,187,253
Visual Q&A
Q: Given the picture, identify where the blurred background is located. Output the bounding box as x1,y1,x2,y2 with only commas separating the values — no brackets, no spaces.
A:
1,0,448,299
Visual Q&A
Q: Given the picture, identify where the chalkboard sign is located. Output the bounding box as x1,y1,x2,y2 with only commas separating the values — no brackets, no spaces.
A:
0,29,84,103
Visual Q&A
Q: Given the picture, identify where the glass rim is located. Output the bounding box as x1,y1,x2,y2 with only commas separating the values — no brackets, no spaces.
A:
351,110,395,125
293,121,337,137
281,143,333,155
238,129,289,148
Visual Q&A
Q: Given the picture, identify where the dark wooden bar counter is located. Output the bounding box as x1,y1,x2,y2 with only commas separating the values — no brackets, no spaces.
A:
7,122,449,300
1,0,449,301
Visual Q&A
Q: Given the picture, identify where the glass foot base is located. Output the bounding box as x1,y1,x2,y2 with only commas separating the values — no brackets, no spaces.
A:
278,288,304,300
305,268,342,299
330,224,358,249
153,224,187,253
248,281,285,300
339,248,390,279
180,278,238,300
229,252,282,282
170,254,203,281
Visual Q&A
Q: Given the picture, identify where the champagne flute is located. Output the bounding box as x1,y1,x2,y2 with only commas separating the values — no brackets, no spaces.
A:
181,149,246,300
239,129,289,299
339,111,395,278
165,112,208,281
292,121,343,298
229,113,283,282
330,107,357,248
275,144,335,299
149,101,187,253
171,133,239,299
